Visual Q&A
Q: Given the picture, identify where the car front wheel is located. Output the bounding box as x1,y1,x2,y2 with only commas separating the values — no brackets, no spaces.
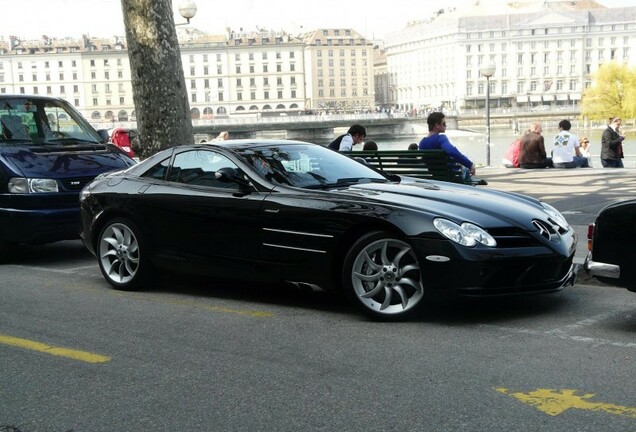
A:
343,231,425,320
97,217,150,291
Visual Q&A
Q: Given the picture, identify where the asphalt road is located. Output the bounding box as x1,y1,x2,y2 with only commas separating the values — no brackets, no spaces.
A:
1,240,635,432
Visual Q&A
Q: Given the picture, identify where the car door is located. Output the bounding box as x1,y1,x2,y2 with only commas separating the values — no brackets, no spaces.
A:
138,148,266,273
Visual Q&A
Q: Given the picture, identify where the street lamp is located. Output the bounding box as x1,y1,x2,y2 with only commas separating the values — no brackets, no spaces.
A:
176,1,197,25
480,62,496,167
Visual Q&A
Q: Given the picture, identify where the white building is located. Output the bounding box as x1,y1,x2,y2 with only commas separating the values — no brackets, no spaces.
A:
384,0,636,113
0,27,374,127
302,29,375,113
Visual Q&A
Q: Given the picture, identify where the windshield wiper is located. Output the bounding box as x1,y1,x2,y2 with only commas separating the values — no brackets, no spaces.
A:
304,177,388,190
0,139,33,144
44,137,101,145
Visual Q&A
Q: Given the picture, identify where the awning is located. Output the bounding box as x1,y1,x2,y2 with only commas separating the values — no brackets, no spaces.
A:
529,95,542,102
516,95,528,103
556,94,569,101
542,94,554,101
570,93,581,100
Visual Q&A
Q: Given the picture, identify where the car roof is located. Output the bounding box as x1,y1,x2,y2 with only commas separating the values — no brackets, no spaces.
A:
0,94,67,103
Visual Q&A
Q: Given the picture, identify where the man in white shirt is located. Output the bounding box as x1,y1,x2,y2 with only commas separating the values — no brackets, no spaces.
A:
552,119,589,168
328,124,367,152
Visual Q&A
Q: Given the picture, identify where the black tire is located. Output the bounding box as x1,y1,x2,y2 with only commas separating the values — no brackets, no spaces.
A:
97,217,151,291
343,231,425,320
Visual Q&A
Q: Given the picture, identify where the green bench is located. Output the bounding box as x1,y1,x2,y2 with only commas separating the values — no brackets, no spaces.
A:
347,149,486,185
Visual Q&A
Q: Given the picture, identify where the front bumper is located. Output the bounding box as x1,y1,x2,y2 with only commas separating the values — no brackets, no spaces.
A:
410,235,577,296
0,206,80,244
583,252,620,279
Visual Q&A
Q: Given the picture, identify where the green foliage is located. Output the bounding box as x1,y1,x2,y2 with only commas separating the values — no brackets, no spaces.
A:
581,62,636,120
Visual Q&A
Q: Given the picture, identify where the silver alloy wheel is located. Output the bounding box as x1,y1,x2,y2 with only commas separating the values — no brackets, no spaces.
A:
99,222,140,284
351,238,424,315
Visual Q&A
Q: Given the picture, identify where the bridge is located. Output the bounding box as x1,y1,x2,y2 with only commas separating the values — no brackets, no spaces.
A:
190,113,431,142
96,108,593,143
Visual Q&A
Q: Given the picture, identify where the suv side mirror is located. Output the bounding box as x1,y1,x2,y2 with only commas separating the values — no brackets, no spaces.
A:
97,129,110,143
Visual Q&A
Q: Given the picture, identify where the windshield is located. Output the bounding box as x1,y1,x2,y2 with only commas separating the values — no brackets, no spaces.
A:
235,143,389,189
0,97,102,145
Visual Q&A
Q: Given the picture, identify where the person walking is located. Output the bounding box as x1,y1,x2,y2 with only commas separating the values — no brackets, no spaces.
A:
519,122,551,169
418,112,476,180
551,119,589,168
601,117,625,168
328,124,366,152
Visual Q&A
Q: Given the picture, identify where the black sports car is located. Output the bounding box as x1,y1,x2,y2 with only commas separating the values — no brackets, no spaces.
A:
80,140,577,320
584,200,636,291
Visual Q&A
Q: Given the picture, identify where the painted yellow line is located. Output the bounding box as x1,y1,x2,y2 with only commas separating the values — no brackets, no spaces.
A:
496,388,636,418
0,334,111,364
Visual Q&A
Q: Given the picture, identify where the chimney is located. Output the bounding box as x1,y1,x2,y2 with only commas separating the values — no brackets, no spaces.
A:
9,35,19,50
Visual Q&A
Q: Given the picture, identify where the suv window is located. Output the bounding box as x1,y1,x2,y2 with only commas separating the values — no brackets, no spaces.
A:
0,97,101,145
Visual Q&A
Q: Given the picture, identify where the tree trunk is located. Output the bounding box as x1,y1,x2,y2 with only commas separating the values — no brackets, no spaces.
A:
120,0,193,158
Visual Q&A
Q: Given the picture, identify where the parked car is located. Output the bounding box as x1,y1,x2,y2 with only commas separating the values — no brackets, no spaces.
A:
79,140,577,320
0,95,136,261
584,200,636,291
110,127,135,158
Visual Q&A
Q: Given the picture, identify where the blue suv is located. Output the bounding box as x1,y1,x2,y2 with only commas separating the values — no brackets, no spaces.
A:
0,95,136,261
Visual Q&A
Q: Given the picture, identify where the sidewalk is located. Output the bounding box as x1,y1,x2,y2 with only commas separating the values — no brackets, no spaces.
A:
477,167,636,283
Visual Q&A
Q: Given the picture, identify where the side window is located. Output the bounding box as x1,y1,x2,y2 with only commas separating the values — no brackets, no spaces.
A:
169,150,239,189
140,157,170,180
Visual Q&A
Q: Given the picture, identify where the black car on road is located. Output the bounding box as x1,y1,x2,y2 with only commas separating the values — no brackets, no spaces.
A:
80,140,577,320
585,199,636,291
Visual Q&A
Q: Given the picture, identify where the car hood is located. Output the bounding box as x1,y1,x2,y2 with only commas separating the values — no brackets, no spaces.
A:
0,144,134,178
339,179,553,229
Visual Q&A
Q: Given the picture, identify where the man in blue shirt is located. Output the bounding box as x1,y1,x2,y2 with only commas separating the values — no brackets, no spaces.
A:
419,112,476,180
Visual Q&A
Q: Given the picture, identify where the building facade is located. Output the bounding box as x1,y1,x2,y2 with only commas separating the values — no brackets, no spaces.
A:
302,29,375,113
384,1,636,113
0,27,374,127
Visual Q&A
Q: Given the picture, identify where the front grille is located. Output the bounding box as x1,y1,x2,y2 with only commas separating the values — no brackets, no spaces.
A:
60,176,95,191
487,227,544,248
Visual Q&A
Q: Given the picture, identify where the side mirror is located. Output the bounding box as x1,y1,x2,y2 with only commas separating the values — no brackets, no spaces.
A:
215,167,252,188
97,129,110,143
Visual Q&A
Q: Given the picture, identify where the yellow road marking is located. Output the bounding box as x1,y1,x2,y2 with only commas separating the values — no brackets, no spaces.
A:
0,334,110,363
496,388,636,418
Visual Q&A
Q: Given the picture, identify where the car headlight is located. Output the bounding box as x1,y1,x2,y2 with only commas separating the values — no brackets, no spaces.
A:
79,185,91,202
8,177,59,193
541,203,570,230
433,218,497,247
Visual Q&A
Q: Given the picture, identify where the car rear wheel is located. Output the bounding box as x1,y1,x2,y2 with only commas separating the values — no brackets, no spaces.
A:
97,217,150,291
343,231,425,320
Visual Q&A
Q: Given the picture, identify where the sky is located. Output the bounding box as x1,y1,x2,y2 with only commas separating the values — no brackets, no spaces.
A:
1,0,634,42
